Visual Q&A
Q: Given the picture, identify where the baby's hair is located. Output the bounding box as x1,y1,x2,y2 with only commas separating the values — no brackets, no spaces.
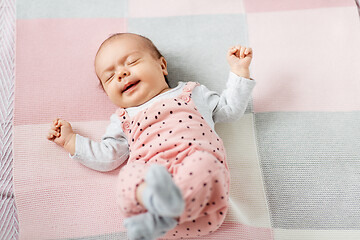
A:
95,33,169,91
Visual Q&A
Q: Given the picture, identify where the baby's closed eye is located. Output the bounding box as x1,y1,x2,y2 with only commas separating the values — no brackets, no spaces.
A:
126,58,140,65
104,73,115,82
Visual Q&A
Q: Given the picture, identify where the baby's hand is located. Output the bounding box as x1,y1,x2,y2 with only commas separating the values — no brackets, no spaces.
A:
47,118,75,149
227,45,253,79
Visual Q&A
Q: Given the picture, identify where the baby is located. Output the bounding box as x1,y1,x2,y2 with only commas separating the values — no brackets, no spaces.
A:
47,33,255,240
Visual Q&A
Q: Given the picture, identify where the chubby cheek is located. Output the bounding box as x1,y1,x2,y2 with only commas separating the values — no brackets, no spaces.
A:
104,84,120,101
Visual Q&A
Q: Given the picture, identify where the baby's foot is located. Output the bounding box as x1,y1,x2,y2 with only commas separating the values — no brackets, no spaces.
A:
142,164,185,217
124,212,177,240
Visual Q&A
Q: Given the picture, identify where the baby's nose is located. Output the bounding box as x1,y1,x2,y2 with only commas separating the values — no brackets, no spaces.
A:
116,69,130,81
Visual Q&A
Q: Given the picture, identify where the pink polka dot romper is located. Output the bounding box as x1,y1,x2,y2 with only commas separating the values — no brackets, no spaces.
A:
116,82,230,239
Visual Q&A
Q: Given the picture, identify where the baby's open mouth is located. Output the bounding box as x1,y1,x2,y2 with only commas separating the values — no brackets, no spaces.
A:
122,80,140,93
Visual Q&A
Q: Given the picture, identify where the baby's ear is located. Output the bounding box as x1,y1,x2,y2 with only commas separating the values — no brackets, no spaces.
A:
160,57,168,75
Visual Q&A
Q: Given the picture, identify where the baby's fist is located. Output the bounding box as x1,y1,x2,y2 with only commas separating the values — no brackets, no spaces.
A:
47,118,74,148
227,45,253,78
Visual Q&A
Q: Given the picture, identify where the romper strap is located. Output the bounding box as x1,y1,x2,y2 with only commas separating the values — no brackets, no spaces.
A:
116,108,132,133
116,108,127,118
182,81,200,93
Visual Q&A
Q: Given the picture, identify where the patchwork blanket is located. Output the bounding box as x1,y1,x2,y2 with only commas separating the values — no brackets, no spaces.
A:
5,0,360,239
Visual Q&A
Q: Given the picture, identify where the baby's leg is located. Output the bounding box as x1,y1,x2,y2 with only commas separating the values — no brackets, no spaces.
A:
118,162,184,240
116,161,148,217
164,150,230,239
117,162,184,217
142,164,185,217
124,212,177,240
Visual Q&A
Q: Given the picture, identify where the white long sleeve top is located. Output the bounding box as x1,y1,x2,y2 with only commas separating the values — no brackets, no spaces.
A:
71,72,256,172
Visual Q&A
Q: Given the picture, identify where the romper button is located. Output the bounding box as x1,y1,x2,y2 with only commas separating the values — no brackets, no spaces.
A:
183,86,191,92
181,95,190,103
123,121,130,130
117,108,126,117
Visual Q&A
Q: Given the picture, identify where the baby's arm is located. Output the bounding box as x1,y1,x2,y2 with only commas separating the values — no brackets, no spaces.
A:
47,118,76,155
47,115,129,172
196,45,256,123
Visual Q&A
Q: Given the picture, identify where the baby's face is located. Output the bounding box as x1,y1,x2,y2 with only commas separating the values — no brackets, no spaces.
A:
95,35,169,108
